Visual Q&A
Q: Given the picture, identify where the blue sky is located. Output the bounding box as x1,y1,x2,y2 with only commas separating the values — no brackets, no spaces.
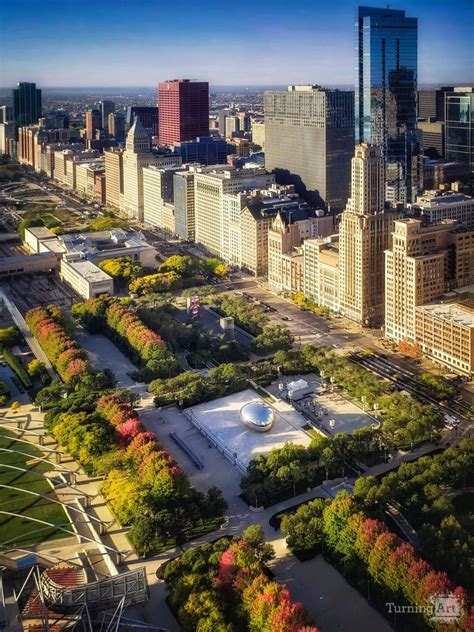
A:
1,0,473,87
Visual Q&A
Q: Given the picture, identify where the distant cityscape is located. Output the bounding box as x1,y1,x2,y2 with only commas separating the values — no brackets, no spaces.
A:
0,2,473,632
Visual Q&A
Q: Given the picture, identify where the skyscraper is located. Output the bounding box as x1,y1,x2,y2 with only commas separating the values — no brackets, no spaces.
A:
158,79,209,146
355,6,418,203
264,85,354,210
445,88,474,173
85,109,101,140
12,82,42,131
108,112,126,142
126,106,159,138
339,144,403,327
99,100,115,133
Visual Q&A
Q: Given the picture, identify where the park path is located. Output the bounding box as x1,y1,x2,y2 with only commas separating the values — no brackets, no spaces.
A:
0,287,55,379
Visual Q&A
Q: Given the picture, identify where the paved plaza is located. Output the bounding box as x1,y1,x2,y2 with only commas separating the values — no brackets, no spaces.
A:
77,332,141,390
185,389,312,468
267,374,375,435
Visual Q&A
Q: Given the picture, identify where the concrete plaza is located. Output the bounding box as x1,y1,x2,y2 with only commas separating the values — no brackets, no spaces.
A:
185,389,312,468
77,332,141,390
267,375,375,435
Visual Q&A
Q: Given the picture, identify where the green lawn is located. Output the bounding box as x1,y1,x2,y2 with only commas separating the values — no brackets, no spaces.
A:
0,430,71,547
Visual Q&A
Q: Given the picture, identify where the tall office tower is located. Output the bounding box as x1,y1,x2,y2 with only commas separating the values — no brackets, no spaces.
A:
172,136,228,165
0,106,13,124
104,147,125,208
122,117,155,219
217,109,233,136
225,116,240,138
339,144,403,327
108,112,126,142
158,79,209,146
417,87,454,121
194,166,274,255
126,106,159,138
445,88,474,172
384,218,472,343
237,112,251,133
99,100,115,133
122,118,180,220
12,82,42,136
174,169,196,241
85,109,101,140
264,85,354,210
252,121,265,148
143,165,180,231
356,6,418,204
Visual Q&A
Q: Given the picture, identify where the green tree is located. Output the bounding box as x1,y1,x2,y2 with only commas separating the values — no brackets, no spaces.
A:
254,324,294,354
242,524,275,563
281,498,327,557
160,254,200,277
0,326,20,347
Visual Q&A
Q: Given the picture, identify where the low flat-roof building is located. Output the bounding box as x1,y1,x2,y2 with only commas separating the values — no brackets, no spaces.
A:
409,191,474,229
59,259,114,299
415,297,474,377
24,226,58,253
0,253,58,277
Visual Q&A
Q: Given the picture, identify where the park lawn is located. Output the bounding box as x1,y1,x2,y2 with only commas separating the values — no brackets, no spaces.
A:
0,430,71,547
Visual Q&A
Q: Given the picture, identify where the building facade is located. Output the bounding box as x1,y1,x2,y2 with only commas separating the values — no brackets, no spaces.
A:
409,191,474,230
104,147,125,209
13,82,42,132
143,165,179,232
194,166,274,255
126,106,159,138
445,88,474,173
158,79,209,146
264,85,354,210
415,298,474,376
355,6,419,203
339,144,403,326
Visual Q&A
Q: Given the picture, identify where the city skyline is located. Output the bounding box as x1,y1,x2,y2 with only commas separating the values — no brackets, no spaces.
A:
1,0,473,88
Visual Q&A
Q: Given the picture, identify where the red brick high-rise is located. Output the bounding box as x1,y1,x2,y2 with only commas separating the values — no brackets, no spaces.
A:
158,79,209,146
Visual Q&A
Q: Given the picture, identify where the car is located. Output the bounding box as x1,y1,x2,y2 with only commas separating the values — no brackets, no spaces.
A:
333,343,339,348
281,316,290,321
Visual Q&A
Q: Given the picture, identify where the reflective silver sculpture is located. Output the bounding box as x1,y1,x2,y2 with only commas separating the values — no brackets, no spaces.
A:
240,401,274,432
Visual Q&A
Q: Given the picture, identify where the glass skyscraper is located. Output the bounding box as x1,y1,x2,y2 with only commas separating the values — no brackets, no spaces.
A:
12,82,42,130
445,89,474,173
355,6,419,203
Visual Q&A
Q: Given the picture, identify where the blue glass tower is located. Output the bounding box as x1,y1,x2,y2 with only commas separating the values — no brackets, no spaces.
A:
356,6,419,203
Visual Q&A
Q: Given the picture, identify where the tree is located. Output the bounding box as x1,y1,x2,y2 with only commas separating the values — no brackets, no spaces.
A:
98,256,142,280
159,254,200,277
129,515,156,557
0,326,20,347
27,358,45,377
243,524,275,563
254,324,294,354
0,381,10,405
205,257,228,277
281,498,327,557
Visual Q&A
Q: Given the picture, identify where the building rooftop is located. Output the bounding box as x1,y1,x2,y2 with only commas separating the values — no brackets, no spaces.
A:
26,226,56,240
66,260,112,283
417,301,474,328
416,192,472,207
